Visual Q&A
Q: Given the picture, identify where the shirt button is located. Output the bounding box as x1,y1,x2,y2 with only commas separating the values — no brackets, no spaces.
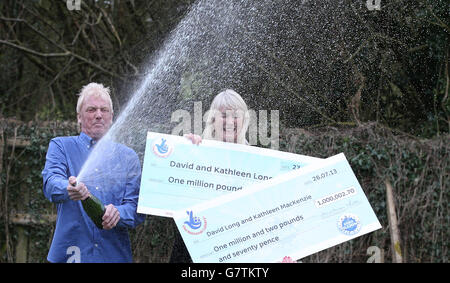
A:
95,244,98,247
95,186,99,190
95,168,99,172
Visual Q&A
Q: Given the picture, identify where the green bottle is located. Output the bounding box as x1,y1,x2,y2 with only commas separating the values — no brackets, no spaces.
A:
81,193,106,229
72,182,105,229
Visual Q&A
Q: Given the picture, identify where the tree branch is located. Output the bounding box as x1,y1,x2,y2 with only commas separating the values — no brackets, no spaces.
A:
0,39,71,57
0,39,123,79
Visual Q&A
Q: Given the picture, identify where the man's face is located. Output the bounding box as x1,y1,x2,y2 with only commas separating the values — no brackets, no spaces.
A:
77,95,113,140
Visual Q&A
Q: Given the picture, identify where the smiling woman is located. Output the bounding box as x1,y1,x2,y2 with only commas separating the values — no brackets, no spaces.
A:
172,89,251,263
185,89,251,145
203,89,250,144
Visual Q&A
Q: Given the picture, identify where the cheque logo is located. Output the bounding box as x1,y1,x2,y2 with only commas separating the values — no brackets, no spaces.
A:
337,214,361,236
152,138,173,158
183,210,207,235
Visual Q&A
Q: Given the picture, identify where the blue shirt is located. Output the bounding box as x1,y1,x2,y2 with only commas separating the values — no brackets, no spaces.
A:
42,132,145,263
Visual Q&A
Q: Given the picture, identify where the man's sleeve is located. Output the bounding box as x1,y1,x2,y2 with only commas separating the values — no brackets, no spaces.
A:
115,150,145,229
42,139,70,203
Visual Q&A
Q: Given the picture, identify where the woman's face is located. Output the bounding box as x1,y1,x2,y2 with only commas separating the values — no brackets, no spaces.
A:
213,107,245,143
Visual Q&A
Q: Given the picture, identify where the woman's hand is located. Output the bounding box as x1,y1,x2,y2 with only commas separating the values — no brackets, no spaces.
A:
184,133,202,145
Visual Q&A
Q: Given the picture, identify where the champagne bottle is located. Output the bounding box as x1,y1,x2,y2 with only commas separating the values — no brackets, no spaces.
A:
72,182,105,229
81,193,106,229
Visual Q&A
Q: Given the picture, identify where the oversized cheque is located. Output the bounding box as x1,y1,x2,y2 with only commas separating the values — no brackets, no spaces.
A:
137,132,321,217
173,153,382,263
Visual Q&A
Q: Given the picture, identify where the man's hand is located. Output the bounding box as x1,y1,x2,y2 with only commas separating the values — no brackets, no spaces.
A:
102,204,120,230
67,176,90,201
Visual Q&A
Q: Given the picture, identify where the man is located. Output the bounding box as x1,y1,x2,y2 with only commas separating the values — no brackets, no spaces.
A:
42,82,145,263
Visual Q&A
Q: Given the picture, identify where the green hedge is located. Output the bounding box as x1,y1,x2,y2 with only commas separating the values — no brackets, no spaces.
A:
0,119,448,262
281,123,449,262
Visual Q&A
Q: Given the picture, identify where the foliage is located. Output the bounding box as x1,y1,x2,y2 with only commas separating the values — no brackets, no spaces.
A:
350,0,449,138
0,119,448,262
0,0,195,121
0,0,448,138
282,123,449,262
0,119,78,262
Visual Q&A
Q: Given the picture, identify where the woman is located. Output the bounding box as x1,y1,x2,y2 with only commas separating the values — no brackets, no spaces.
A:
185,89,250,145
170,89,250,263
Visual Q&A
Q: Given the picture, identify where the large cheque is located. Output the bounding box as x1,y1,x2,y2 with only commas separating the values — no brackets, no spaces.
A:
173,153,382,263
137,132,321,217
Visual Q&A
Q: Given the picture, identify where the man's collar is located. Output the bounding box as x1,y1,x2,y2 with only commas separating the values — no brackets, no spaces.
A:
79,132,98,147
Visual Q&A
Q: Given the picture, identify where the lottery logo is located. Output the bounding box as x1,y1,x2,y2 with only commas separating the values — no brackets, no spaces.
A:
337,214,361,236
183,210,207,235
152,137,173,158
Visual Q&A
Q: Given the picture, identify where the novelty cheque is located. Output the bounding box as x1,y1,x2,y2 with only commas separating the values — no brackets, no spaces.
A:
137,132,321,217
173,153,382,263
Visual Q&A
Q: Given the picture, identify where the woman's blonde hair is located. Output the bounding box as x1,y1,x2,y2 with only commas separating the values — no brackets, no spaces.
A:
203,89,250,144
